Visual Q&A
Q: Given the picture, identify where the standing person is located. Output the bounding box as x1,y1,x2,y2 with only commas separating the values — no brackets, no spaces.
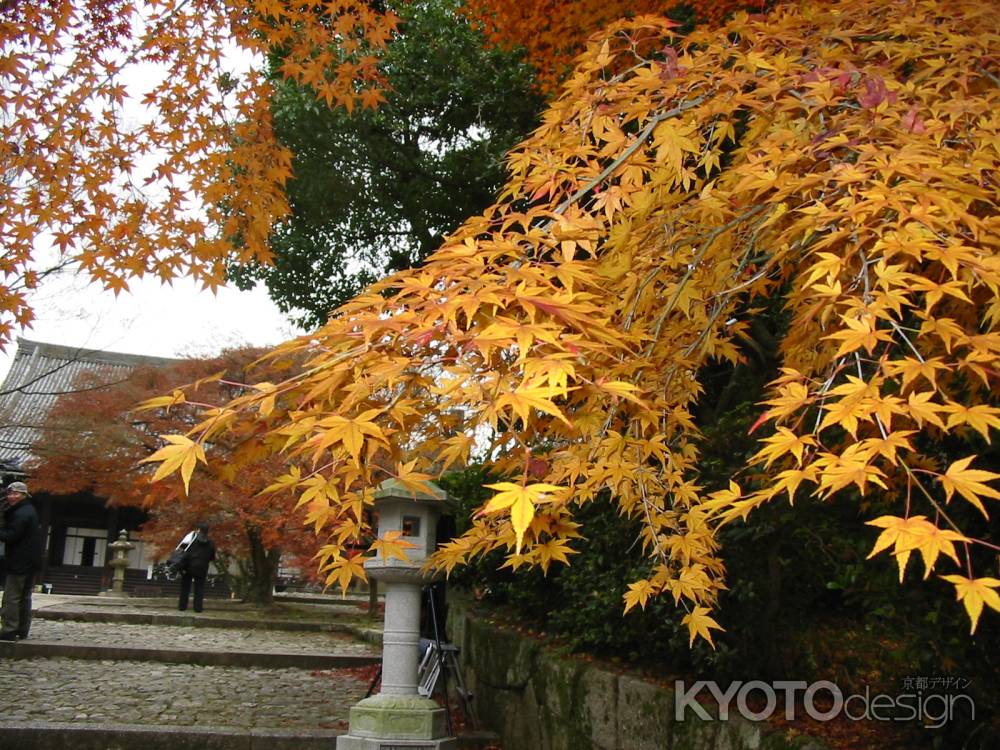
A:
178,523,215,613
0,482,41,640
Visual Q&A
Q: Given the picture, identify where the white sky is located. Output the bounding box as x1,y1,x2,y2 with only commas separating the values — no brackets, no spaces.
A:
0,269,300,383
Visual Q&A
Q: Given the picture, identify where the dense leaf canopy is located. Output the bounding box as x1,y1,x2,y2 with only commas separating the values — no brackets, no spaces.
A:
5,0,1000,643
148,0,1000,642
462,0,766,93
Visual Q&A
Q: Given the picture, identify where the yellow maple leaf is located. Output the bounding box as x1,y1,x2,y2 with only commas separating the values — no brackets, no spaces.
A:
668,565,713,605
140,434,206,495
904,391,946,429
816,454,888,497
859,431,915,463
252,381,278,417
369,530,418,562
667,532,708,566
623,579,657,614
867,515,968,582
260,466,303,496
438,433,475,472
824,315,893,357
594,379,649,407
393,459,437,498
483,482,565,554
682,606,724,648
313,409,386,462
940,575,1000,634
941,404,1000,444
496,380,573,427
760,381,813,421
938,456,1000,517
134,389,186,412
753,427,816,468
323,554,368,596
536,537,577,574
883,357,948,390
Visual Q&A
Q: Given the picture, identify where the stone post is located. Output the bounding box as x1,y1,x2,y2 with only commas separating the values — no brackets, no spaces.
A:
337,478,457,750
104,530,134,597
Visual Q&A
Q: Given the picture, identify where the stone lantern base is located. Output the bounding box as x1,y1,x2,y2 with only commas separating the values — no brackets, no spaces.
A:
336,694,458,749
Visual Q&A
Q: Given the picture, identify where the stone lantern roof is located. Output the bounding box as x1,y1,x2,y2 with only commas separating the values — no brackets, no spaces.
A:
374,477,449,504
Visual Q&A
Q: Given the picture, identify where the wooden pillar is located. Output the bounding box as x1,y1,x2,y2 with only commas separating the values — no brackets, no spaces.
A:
37,494,53,581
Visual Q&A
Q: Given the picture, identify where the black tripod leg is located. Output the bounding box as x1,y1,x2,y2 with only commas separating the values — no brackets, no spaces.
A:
427,585,453,735
364,665,382,698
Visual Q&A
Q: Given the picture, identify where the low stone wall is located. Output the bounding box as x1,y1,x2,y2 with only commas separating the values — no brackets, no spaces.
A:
448,601,828,750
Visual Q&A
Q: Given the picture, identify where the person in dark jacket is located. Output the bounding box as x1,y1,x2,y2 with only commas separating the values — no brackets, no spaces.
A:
0,481,42,640
178,523,216,613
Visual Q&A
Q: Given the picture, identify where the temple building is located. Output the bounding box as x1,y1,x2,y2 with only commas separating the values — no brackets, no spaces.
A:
0,337,177,593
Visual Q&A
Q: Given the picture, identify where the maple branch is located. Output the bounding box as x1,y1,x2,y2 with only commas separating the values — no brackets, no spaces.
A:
680,209,778,359
1,259,74,294
649,204,768,348
548,96,706,223
634,455,689,612
811,361,846,436
959,536,1000,553
976,66,1000,89
900,461,976,574
887,319,925,363
588,199,767,451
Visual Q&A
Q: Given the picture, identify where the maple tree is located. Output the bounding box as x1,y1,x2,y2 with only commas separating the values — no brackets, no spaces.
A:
146,0,1000,645
29,348,320,604
0,0,401,347
462,0,766,94
8,0,1000,644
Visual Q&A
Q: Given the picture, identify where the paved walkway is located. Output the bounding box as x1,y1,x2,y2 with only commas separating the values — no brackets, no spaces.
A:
1,658,369,730
0,593,384,746
25,617,377,655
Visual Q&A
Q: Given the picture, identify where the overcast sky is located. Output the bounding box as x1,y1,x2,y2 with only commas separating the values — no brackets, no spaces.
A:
0,269,301,383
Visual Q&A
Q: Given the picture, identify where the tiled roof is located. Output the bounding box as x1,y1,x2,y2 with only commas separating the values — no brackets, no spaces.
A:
0,338,180,472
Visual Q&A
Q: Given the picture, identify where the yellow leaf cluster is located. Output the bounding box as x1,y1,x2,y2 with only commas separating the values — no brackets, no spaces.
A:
142,0,1000,643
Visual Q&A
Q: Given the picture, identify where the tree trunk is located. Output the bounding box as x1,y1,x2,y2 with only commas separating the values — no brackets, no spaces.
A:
242,528,280,606
763,547,783,678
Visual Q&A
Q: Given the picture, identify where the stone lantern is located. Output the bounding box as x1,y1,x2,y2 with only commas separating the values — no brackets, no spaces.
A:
337,477,457,750
104,529,134,597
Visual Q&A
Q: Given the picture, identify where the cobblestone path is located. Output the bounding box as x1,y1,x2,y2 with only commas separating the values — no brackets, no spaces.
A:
27,617,377,655
0,594,382,738
0,657,368,730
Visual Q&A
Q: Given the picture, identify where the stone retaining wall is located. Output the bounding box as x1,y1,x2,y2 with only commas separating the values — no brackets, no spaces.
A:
448,601,828,750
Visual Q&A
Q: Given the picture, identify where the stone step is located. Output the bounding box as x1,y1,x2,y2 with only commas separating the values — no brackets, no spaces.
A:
35,606,368,634
0,639,379,669
0,723,497,750
0,656,368,748
0,722,345,750
4,616,379,668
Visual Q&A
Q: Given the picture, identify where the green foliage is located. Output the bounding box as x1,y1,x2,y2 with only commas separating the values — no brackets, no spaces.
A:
228,0,543,328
